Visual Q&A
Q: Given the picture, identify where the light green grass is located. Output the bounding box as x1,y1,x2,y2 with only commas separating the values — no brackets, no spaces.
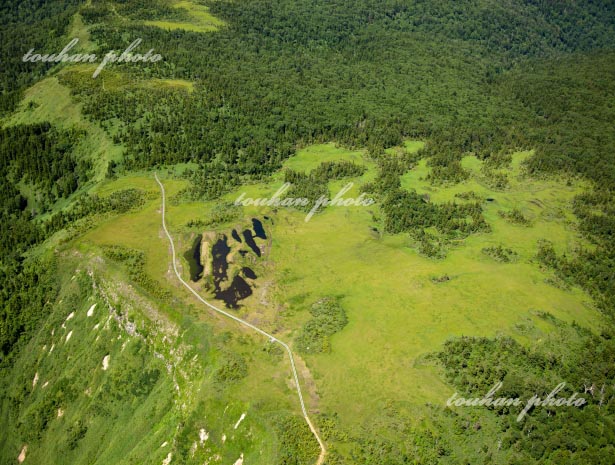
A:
0,266,179,465
142,20,207,32
224,147,600,430
75,145,603,442
145,78,195,92
68,175,316,464
280,143,368,174
67,12,97,53
83,176,186,287
57,65,195,93
403,140,426,153
143,0,225,32
385,139,425,156
0,249,284,465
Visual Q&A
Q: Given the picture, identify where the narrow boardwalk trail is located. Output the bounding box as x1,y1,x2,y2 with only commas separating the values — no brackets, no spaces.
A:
155,174,327,465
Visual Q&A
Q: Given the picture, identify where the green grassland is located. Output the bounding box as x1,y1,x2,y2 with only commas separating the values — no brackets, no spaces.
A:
67,175,323,463
83,175,183,285
0,257,180,464
1,133,603,463
72,141,603,451
1,233,295,465
77,0,225,33
143,0,225,33
67,12,97,53
4,116,602,462
274,150,598,429
280,143,368,174
57,64,195,93
218,144,600,432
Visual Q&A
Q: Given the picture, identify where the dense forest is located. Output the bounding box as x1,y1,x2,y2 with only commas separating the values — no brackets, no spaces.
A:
0,122,91,360
0,0,82,113
58,0,615,178
0,0,87,362
0,123,90,210
57,1,615,318
435,321,615,464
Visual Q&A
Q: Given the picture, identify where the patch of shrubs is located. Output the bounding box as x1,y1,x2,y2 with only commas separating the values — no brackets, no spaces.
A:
282,161,366,214
483,170,510,190
413,230,448,259
482,245,519,263
283,169,329,214
202,201,242,227
431,274,451,283
426,152,470,185
44,188,148,235
296,298,347,354
382,189,489,236
66,420,88,450
214,351,248,383
454,191,482,201
272,413,320,465
101,245,172,301
311,161,366,180
498,208,530,225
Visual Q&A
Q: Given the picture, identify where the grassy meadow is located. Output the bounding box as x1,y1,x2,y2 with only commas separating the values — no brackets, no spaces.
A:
9,127,600,461
75,141,602,439
2,216,291,465
143,0,225,32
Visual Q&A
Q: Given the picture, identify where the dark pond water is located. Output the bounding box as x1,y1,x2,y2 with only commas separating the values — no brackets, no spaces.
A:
242,229,261,257
242,267,257,279
215,275,252,309
231,229,242,243
252,218,267,239
210,235,255,308
211,235,231,288
183,234,204,281
204,219,269,308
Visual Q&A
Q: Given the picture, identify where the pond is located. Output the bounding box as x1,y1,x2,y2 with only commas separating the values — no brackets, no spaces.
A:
242,229,261,257
231,228,242,243
242,267,257,279
211,235,231,289
215,275,252,309
191,218,269,308
252,218,267,239
183,234,204,282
